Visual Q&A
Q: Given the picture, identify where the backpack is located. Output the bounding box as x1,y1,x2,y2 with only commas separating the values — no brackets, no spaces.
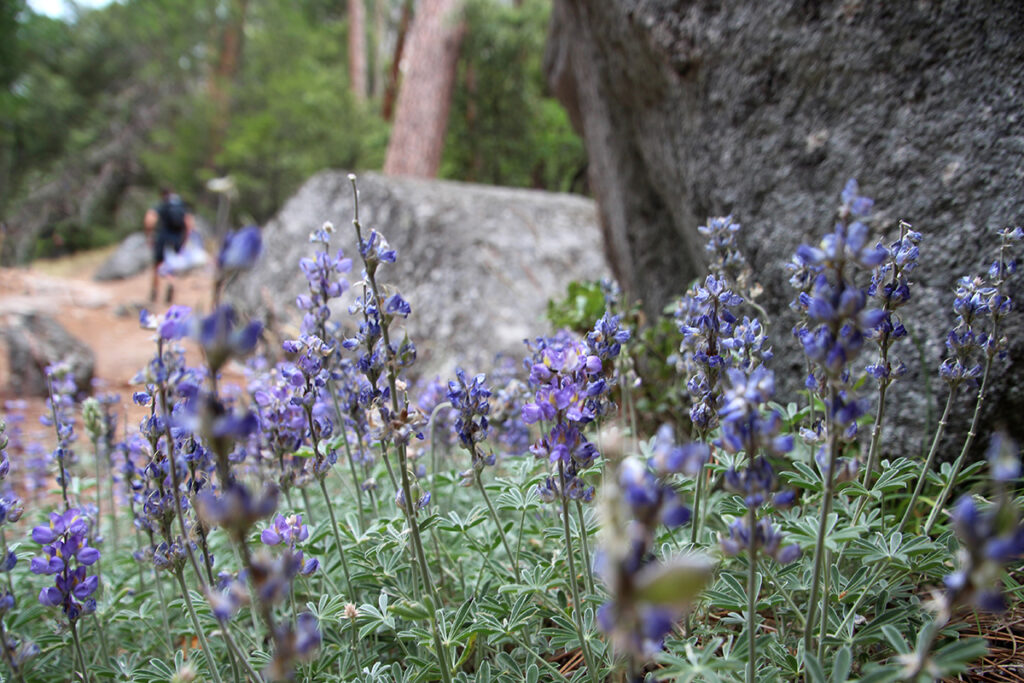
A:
158,196,188,234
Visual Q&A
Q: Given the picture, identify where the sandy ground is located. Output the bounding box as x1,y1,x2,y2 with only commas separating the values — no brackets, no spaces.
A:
0,247,221,448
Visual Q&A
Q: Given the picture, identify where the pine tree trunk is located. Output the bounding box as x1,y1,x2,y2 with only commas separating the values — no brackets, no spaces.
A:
381,0,413,122
349,0,367,101
206,0,248,169
383,0,464,177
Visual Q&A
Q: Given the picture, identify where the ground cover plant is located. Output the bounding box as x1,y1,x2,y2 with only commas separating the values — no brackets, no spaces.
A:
0,176,1022,682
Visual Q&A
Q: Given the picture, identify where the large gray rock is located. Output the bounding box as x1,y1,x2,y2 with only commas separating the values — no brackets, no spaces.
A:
93,233,150,281
227,171,609,377
0,313,95,397
546,0,1024,454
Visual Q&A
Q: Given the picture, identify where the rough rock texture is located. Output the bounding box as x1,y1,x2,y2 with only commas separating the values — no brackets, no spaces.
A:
0,313,95,397
93,233,151,281
546,0,1024,454
226,171,608,377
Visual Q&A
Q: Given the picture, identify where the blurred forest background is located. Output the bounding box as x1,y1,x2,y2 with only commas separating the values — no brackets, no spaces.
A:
0,0,586,261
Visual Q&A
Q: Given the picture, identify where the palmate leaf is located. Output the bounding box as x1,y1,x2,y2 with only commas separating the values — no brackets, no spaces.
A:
656,637,739,682
930,636,989,677
632,554,715,608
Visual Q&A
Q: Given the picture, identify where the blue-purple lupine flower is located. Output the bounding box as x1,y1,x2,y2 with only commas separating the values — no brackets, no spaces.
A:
937,228,1021,386
197,305,262,373
618,457,691,534
719,516,800,564
261,514,319,576
297,225,353,336
218,225,263,273
596,453,713,667
586,312,631,364
265,612,322,681
676,275,744,435
865,222,919,383
722,456,793,510
522,331,616,502
42,362,79,505
718,367,793,459
357,228,397,276
648,423,709,478
447,369,491,454
0,422,21,576
699,215,756,300
30,509,100,622
792,180,887,437
934,433,1024,613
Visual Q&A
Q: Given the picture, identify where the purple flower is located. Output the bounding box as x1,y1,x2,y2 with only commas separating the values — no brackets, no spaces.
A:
218,225,263,273
197,305,263,371
30,509,100,621
649,424,709,477
447,369,491,454
157,306,194,341
719,516,800,564
261,514,310,548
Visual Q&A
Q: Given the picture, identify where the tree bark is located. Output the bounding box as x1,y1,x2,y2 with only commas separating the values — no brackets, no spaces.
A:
383,0,464,177
381,0,413,122
206,0,248,169
348,0,367,101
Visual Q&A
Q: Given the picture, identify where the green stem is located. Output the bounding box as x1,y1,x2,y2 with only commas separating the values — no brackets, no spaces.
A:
690,459,707,546
0,618,26,683
574,498,595,595
69,619,90,683
509,631,569,681
832,561,893,640
328,386,366,527
430,402,452,489
746,506,758,683
92,436,103,579
474,470,518,582
0,532,12,596
300,486,315,526
514,504,528,583
174,569,225,683
153,570,175,654
924,353,993,535
896,390,956,534
349,612,361,671
803,386,839,658
860,379,889,498
90,612,110,666
218,617,261,683
761,562,806,627
817,549,831,662
559,461,600,683
157,381,206,588
318,477,356,600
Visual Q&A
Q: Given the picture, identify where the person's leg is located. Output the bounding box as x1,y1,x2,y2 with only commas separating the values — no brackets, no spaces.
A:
164,232,187,304
151,232,167,303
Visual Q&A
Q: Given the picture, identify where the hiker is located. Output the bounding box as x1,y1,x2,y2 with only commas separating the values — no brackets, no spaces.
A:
144,188,194,304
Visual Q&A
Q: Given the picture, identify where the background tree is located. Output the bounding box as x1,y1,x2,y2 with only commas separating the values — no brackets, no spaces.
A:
440,0,585,191
383,0,464,177
349,0,368,101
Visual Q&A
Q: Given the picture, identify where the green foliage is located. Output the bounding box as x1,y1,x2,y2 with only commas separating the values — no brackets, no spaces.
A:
213,1,387,223
546,280,607,334
441,0,586,192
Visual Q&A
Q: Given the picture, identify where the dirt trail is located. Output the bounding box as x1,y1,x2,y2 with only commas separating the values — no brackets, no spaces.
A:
0,247,221,436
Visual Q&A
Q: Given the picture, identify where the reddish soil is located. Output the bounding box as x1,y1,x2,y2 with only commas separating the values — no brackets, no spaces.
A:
0,248,220,449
